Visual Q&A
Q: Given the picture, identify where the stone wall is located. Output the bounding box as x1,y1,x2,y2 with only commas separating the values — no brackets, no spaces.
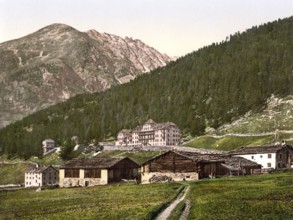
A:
141,172,198,184
59,169,108,187
103,145,223,154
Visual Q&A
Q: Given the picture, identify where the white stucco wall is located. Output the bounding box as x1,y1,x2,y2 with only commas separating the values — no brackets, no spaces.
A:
237,153,276,169
25,173,42,187
25,167,58,188
59,169,108,187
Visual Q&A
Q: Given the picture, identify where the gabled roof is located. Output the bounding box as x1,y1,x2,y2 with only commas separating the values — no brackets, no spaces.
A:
121,119,180,134
141,151,224,166
43,139,55,143
223,156,261,170
141,151,261,170
60,157,139,169
175,151,224,163
132,125,143,132
153,122,178,130
26,165,57,173
229,144,293,155
118,129,132,136
145,119,156,124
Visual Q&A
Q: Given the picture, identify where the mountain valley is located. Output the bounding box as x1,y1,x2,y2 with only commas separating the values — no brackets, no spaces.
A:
1,17,293,158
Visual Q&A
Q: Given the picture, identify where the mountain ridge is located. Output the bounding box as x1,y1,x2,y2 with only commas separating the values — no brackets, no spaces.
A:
0,23,172,128
1,16,293,158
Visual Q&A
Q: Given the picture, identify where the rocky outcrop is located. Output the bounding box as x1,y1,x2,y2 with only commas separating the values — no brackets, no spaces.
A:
0,24,172,128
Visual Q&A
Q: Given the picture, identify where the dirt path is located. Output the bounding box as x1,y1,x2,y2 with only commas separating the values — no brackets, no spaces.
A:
179,200,190,220
156,186,190,220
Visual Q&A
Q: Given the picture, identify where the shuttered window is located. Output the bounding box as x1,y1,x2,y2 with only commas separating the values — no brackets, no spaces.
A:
65,169,79,178
84,169,101,178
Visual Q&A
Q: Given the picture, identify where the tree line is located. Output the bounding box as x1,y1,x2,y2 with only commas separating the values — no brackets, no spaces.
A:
1,16,293,159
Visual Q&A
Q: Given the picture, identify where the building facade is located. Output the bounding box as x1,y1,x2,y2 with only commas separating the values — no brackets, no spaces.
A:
59,157,140,187
140,151,261,184
25,165,59,188
230,144,293,170
42,139,55,154
115,119,181,146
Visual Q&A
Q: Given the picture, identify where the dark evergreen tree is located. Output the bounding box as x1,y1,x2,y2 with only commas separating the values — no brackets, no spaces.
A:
1,16,293,158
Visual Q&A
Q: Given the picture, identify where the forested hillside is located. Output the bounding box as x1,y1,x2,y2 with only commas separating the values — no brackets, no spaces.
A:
1,16,293,158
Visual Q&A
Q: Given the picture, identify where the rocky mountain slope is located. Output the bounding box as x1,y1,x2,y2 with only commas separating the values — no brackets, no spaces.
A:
0,24,171,128
1,16,293,158
186,95,293,150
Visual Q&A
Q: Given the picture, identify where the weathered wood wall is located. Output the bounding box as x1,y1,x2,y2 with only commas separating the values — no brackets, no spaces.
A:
144,152,198,173
109,158,139,182
276,147,293,168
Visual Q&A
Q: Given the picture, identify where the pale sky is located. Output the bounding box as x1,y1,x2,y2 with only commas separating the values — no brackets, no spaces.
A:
0,0,292,57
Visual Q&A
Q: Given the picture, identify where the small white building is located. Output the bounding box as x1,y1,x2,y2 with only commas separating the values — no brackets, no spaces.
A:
230,144,293,170
42,139,55,154
115,119,181,146
25,165,59,188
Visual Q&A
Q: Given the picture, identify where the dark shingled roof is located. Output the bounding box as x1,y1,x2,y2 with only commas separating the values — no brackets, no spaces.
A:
229,144,293,155
60,157,139,169
26,165,56,173
141,151,261,171
222,156,261,170
131,119,179,133
177,151,260,168
175,151,225,163
141,151,224,166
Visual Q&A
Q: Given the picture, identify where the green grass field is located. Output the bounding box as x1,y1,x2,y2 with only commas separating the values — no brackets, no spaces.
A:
0,182,183,220
1,172,293,219
96,150,164,164
0,163,33,185
0,150,163,185
187,173,293,219
185,135,275,151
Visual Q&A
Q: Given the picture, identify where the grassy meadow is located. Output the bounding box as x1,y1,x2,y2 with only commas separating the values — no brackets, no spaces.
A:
96,150,164,164
185,135,275,151
0,150,162,185
0,163,32,185
0,182,183,220
187,173,293,220
1,171,293,219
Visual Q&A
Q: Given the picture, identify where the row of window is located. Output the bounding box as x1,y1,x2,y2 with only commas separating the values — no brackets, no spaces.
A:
65,169,79,178
26,182,54,185
85,169,101,178
64,169,102,178
26,175,56,179
251,154,272,159
26,176,57,181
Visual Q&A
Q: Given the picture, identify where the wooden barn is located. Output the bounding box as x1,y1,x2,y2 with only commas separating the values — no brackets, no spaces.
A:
59,157,140,187
179,151,261,177
140,151,261,183
140,151,222,183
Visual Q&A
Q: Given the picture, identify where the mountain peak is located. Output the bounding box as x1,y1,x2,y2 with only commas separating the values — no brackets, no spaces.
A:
34,23,79,36
0,24,171,128
40,23,75,30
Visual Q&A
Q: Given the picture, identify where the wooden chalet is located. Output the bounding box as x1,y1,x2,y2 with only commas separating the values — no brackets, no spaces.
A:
59,157,140,187
140,151,261,183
